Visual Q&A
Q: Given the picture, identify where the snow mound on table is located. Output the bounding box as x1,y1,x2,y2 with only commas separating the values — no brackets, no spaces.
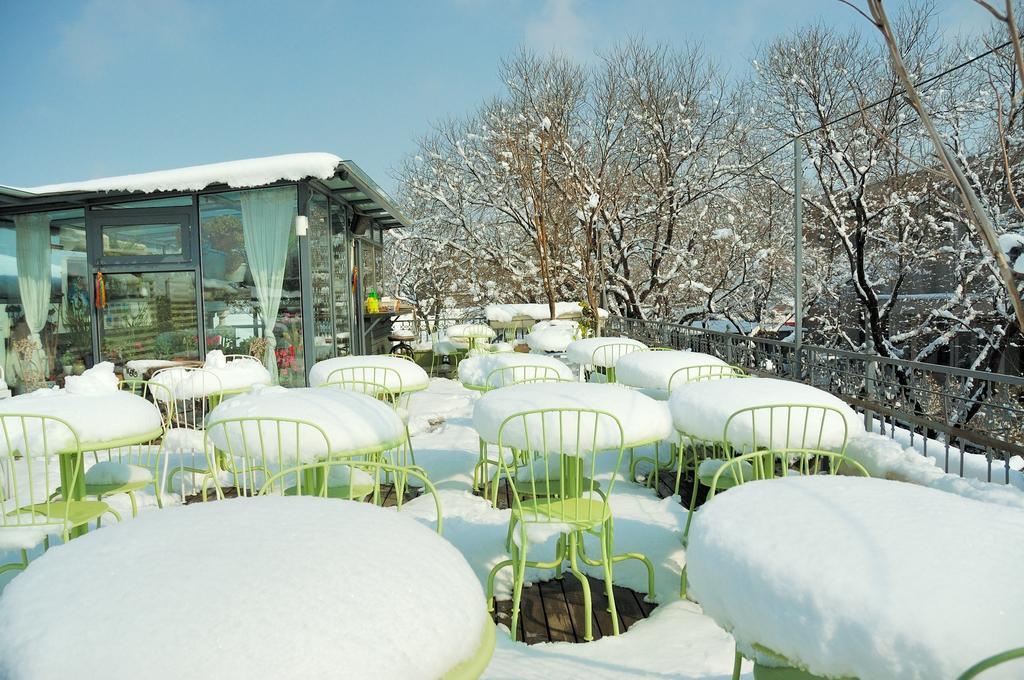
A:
565,337,647,367
446,323,497,340
205,386,405,462
615,350,728,393
687,475,1024,680
150,358,271,400
485,303,607,323
473,383,671,452
0,496,490,680
458,353,573,388
0,389,163,454
669,377,862,449
20,152,342,194
525,320,579,353
845,433,1024,510
62,361,118,394
308,354,429,390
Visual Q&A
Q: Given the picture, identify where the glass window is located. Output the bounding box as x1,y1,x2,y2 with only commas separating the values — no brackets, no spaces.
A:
98,271,199,364
330,201,351,356
0,209,92,394
102,222,184,257
199,187,305,386
308,194,333,362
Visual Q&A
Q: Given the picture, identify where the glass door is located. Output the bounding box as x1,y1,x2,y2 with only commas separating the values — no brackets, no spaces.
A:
86,207,203,366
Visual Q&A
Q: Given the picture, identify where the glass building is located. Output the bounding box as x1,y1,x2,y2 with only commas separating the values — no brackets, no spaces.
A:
0,153,409,393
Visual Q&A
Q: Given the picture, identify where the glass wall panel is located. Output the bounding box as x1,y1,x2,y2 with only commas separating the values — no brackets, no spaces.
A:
98,272,199,363
307,193,334,362
199,187,305,386
0,209,92,394
330,201,351,356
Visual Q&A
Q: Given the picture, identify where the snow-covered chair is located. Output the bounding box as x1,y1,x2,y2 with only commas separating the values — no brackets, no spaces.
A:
149,366,226,501
319,367,415,467
260,458,443,534
1,414,119,575
205,416,430,516
74,379,174,515
484,407,654,643
471,364,570,500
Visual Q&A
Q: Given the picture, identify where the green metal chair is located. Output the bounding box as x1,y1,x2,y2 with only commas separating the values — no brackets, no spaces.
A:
321,369,415,468
1,414,119,575
677,404,853,601
589,342,646,383
471,365,569,502
628,364,747,490
712,448,870,680
71,379,174,515
681,403,852,539
259,459,444,534
957,647,1024,679
485,407,655,642
151,366,228,501
204,415,420,507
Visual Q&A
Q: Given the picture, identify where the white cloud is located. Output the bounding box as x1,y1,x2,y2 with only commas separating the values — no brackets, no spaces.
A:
524,0,593,59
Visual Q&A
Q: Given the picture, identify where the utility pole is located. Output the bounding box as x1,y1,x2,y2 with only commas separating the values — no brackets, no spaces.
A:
793,137,804,379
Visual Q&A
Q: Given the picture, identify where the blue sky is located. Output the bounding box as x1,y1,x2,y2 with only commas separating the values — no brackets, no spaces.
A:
0,0,990,194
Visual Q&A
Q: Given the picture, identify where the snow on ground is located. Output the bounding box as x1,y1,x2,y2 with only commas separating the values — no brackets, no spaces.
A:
0,377,748,678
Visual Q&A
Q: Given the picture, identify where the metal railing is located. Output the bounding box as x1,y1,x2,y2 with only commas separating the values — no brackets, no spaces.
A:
607,315,1024,484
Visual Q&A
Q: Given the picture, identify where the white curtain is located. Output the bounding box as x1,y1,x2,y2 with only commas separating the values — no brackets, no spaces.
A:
14,212,52,374
240,187,296,383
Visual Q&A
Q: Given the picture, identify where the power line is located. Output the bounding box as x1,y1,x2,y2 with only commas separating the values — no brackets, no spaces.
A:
705,32,1023,196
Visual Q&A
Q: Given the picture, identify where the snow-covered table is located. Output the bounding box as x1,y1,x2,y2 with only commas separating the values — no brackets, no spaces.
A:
474,382,672,452
445,324,497,350
615,350,730,400
524,319,579,353
150,357,272,401
687,475,1024,679
0,496,496,679
0,388,165,537
308,354,430,404
205,386,406,461
668,377,862,450
457,353,574,391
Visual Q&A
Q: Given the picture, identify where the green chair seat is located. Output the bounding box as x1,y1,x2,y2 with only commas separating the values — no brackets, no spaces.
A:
19,500,112,527
517,497,611,527
516,476,600,498
284,481,376,499
697,459,755,489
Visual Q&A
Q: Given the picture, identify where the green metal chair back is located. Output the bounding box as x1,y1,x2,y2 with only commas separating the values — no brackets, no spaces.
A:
451,323,494,350
151,366,225,431
496,407,624,527
325,365,408,409
722,403,851,456
957,648,1024,679
70,380,176,512
484,364,567,391
590,342,644,383
204,416,336,499
705,448,870,500
0,414,82,539
668,364,747,390
259,459,444,534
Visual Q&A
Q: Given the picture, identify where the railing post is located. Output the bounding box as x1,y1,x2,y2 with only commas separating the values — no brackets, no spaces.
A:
793,137,804,381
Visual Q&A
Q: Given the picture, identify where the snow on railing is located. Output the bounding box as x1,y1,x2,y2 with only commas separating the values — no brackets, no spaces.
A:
607,315,1024,485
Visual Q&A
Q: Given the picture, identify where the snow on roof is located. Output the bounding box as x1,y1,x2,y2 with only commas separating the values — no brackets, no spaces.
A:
16,153,343,196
